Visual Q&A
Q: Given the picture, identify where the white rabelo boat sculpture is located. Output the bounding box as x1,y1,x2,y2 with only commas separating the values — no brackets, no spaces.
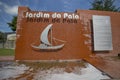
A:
31,24,65,50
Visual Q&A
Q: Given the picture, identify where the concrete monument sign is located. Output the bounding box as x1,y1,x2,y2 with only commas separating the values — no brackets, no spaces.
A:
15,7,91,60
15,7,120,60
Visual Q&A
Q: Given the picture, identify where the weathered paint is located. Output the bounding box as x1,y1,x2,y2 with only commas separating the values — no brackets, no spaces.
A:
15,6,120,60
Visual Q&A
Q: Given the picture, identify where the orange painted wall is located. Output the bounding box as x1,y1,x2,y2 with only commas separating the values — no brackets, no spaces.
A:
15,7,91,60
15,7,120,60
76,10,120,55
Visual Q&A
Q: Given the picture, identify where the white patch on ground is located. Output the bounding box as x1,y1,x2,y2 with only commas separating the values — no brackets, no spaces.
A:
0,64,29,79
33,63,110,80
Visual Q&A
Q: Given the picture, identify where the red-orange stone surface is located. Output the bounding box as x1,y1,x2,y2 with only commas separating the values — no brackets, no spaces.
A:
15,7,91,60
15,7,120,60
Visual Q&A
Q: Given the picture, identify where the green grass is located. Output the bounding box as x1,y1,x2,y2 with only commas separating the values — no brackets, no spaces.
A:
0,48,15,56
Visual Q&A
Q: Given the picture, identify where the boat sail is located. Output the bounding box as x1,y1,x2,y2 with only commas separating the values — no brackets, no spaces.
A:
31,24,65,50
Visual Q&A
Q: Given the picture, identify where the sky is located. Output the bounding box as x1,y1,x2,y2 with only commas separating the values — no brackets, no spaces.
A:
0,0,119,32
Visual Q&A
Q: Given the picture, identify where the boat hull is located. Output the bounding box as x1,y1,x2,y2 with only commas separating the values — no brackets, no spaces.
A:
31,44,64,50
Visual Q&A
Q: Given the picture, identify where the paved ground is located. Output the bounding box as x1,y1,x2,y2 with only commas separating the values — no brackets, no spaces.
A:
0,56,14,61
0,55,120,79
85,54,120,79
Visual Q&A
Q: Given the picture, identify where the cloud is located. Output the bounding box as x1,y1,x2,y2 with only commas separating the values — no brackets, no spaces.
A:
4,5,18,15
0,1,18,15
0,1,2,5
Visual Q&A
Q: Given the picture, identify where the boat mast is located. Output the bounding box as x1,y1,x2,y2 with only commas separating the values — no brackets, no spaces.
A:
51,27,52,46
